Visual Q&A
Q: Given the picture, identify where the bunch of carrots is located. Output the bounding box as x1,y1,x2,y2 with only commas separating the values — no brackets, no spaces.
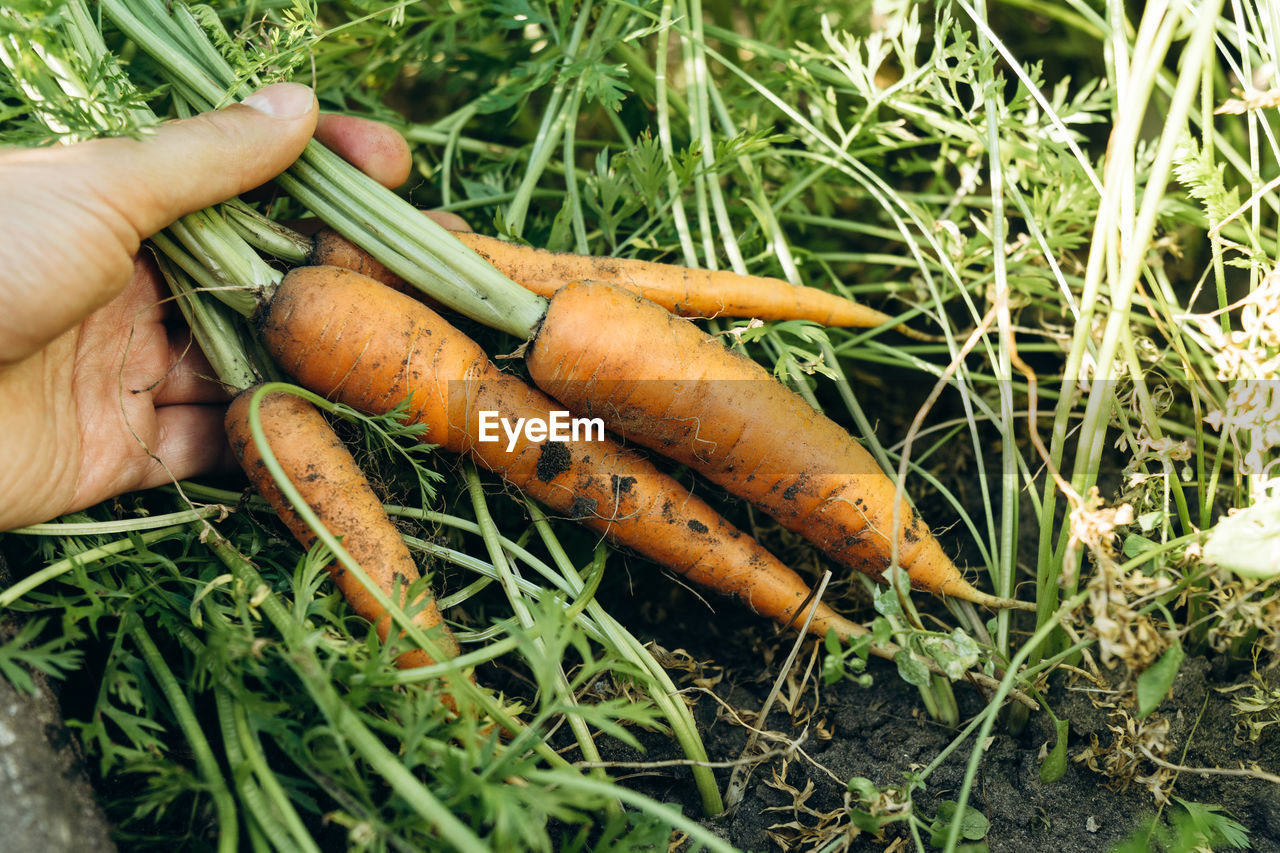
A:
10,0,1033,724
234,221,1033,675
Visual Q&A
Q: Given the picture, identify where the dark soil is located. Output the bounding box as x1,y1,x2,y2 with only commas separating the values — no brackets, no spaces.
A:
595,581,1280,853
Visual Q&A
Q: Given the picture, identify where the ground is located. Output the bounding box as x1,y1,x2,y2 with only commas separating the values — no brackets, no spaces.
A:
6,545,1280,852
603,584,1280,853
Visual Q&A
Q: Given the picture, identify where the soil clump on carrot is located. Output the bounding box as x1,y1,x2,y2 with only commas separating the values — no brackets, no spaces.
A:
535,441,573,483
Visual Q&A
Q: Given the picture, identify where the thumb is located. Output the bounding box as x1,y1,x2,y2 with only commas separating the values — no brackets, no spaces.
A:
67,82,319,241
0,83,317,365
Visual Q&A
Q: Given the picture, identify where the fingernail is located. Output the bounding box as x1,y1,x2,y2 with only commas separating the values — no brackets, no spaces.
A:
240,83,315,119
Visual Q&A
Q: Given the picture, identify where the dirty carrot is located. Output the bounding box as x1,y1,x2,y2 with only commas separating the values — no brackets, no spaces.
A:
258,265,866,641
525,280,1029,611
310,226,937,338
225,387,460,668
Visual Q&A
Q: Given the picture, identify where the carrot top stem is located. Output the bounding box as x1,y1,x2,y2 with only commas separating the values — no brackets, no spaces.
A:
153,252,262,392
223,199,314,263
102,0,548,338
461,465,616,808
131,621,239,853
277,149,548,336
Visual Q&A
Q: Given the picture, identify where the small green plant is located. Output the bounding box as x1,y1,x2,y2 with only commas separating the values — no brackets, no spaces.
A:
1222,665,1280,743
926,801,989,850
1110,798,1250,853
0,617,82,694
821,627,872,687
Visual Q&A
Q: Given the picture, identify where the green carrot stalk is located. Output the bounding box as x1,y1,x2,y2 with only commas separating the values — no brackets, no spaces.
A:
99,0,548,337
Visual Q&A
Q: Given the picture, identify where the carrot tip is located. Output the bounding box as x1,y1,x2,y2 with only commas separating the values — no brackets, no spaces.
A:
957,589,1037,611
895,324,948,343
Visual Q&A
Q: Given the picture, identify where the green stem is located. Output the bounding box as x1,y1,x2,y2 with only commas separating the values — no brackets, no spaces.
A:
560,80,590,253
655,0,699,263
214,687,298,852
992,0,1106,38
504,0,598,236
687,0,744,274
132,621,239,853
277,151,546,336
229,691,323,853
611,40,688,119
0,527,180,607
461,465,612,795
206,535,493,853
1036,0,1219,665
223,199,313,263
524,769,739,853
975,0,1018,661
9,506,223,536
525,502,725,817
437,104,476,208
153,252,262,390
148,231,260,317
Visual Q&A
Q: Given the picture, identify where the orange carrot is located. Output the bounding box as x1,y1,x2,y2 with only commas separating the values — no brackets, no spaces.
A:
225,388,461,667
310,226,937,339
310,225,408,290
525,280,1028,611
257,265,867,641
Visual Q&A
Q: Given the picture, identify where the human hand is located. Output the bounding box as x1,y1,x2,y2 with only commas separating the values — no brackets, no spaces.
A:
0,83,413,531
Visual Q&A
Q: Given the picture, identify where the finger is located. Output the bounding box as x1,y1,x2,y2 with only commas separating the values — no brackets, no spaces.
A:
151,329,236,406
134,404,238,490
314,114,413,189
65,403,234,516
238,113,409,202
35,83,319,244
423,210,473,232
